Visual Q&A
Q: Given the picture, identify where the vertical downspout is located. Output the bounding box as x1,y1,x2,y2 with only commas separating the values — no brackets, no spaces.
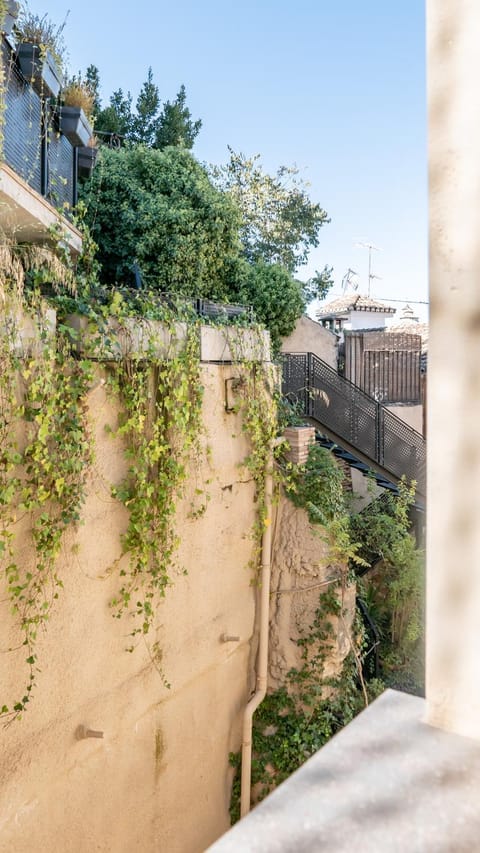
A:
240,438,279,818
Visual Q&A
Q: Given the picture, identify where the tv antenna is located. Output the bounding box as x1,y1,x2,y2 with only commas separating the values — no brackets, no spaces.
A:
341,268,359,293
355,241,381,296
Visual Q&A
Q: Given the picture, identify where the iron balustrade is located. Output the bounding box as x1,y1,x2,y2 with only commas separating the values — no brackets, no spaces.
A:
282,352,426,495
2,38,75,211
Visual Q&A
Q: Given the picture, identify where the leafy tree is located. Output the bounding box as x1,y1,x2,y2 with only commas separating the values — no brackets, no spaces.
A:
212,148,330,273
155,85,202,150
130,67,161,146
302,265,334,304
80,146,243,299
236,260,305,351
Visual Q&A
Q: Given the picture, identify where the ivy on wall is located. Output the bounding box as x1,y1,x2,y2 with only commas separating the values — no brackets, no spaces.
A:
0,273,277,720
229,441,424,821
107,320,204,654
0,296,93,721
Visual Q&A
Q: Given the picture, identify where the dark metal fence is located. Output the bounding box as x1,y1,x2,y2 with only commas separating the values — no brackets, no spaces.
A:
282,352,426,495
2,38,75,211
344,330,422,404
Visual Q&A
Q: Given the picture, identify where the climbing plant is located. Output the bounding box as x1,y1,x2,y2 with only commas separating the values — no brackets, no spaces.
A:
229,585,384,823
351,480,425,691
0,292,93,722
106,314,205,654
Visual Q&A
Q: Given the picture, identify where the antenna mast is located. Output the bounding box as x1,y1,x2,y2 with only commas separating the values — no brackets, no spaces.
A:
355,241,381,296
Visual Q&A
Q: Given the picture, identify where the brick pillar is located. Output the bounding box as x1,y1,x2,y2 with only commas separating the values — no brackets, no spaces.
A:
284,427,315,466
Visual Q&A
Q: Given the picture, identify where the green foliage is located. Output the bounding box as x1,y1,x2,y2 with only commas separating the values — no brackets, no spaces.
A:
287,443,345,523
229,587,382,822
155,85,202,150
91,67,201,152
212,148,330,273
95,87,133,138
0,301,93,722
231,354,280,567
130,67,161,146
351,480,424,660
302,264,334,304
107,319,204,650
236,260,305,353
15,6,69,70
81,146,243,298
85,64,101,119
285,442,367,570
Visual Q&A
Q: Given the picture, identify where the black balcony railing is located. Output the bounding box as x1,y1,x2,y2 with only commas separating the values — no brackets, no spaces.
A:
282,352,426,495
2,38,75,211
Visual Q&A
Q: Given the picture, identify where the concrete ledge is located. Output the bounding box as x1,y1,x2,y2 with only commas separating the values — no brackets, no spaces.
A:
66,315,188,359
200,326,271,363
66,317,272,363
1,303,56,357
208,689,480,852
0,164,83,255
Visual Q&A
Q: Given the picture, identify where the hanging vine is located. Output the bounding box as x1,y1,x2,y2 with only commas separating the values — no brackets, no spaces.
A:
0,295,93,722
106,315,205,652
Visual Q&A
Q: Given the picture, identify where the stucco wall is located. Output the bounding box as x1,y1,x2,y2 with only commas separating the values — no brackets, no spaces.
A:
281,315,338,368
269,497,355,692
348,310,391,330
386,404,423,434
0,364,260,853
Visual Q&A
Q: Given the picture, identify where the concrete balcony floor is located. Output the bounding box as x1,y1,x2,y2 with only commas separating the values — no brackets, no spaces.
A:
0,163,82,254
209,689,480,852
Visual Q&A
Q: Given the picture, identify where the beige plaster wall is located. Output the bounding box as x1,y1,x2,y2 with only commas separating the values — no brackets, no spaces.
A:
0,364,259,853
349,468,385,511
386,404,423,434
269,497,355,692
281,315,338,369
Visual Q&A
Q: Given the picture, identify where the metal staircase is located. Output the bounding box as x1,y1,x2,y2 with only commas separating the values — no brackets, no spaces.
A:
282,352,426,500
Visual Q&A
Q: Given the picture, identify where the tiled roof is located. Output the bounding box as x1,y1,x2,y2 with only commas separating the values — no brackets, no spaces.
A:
316,294,396,318
389,320,429,352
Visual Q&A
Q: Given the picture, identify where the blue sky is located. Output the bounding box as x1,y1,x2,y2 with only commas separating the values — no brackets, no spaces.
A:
26,0,427,320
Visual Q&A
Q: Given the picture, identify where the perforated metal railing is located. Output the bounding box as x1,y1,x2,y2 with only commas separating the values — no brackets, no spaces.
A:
282,352,426,495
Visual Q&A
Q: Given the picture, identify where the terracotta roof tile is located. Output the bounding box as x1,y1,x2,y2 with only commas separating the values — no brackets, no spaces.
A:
316,294,396,318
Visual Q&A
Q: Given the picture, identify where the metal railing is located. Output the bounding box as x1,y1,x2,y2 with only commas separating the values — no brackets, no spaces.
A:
282,352,426,495
76,285,253,321
2,38,75,211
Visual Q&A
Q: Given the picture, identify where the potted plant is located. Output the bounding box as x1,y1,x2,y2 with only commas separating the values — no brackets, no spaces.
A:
78,135,98,178
1,1,20,37
58,77,94,147
14,10,65,99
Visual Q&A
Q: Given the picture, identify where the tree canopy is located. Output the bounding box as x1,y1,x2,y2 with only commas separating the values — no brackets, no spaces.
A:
236,261,306,351
155,85,202,150
211,148,330,273
80,146,243,300
79,68,333,347
90,65,201,150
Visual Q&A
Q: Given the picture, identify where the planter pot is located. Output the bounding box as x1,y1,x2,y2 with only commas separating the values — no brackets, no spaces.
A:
59,106,93,148
2,0,19,36
77,146,98,178
16,43,62,99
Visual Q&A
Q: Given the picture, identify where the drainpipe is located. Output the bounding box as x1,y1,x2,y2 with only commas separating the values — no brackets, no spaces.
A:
240,437,280,818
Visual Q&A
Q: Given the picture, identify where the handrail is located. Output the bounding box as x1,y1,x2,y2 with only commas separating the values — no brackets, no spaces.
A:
282,352,426,495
